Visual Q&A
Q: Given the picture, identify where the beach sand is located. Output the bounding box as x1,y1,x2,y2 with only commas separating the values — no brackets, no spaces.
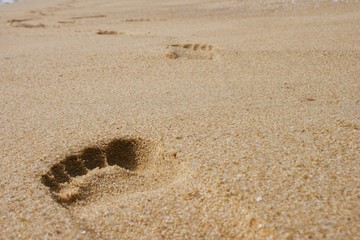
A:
0,0,359,239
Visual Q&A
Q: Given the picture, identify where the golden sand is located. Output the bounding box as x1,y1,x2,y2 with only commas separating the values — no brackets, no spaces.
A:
0,0,359,239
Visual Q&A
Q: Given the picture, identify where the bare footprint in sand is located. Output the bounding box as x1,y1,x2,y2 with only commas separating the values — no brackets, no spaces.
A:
166,44,215,60
8,19,46,28
96,30,124,36
70,15,107,20
125,18,151,22
41,137,179,207
12,23,46,28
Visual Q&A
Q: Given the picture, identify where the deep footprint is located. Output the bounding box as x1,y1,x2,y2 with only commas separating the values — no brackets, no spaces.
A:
41,137,172,205
165,43,215,60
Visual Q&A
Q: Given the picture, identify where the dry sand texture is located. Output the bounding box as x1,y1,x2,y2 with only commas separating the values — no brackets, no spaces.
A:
0,0,359,239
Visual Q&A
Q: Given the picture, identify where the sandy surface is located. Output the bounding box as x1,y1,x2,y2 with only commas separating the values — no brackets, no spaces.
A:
0,0,359,239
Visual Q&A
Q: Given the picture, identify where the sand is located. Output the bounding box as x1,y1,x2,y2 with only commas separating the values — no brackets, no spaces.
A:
0,0,359,239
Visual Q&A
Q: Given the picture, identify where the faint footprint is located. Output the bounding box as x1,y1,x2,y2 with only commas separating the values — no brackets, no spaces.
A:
10,22,46,28
124,18,165,22
29,10,48,16
8,18,34,24
96,30,124,36
58,20,75,24
166,44,215,60
70,15,107,20
56,15,107,26
41,137,179,206
7,18,46,28
125,18,151,22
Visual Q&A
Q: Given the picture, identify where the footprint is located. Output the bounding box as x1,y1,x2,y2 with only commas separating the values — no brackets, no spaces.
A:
124,18,165,22
58,20,75,24
11,22,46,28
166,44,215,60
29,10,48,16
41,137,178,206
58,15,107,25
7,18,45,28
8,18,34,24
70,15,107,20
7,18,46,28
125,18,151,22
96,30,123,36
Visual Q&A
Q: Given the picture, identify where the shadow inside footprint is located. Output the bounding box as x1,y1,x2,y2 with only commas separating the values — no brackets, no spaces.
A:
105,139,138,171
81,147,106,170
63,155,87,177
51,163,70,184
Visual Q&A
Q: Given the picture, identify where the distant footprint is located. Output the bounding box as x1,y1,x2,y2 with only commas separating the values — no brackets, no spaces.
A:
8,18,46,28
166,44,215,60
96,30,123,36
8,18,34,24
58,20,75,24
10,22,45,28
124,18,165,22
41,137,178,206
70,15,107,20
125,18,151,22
